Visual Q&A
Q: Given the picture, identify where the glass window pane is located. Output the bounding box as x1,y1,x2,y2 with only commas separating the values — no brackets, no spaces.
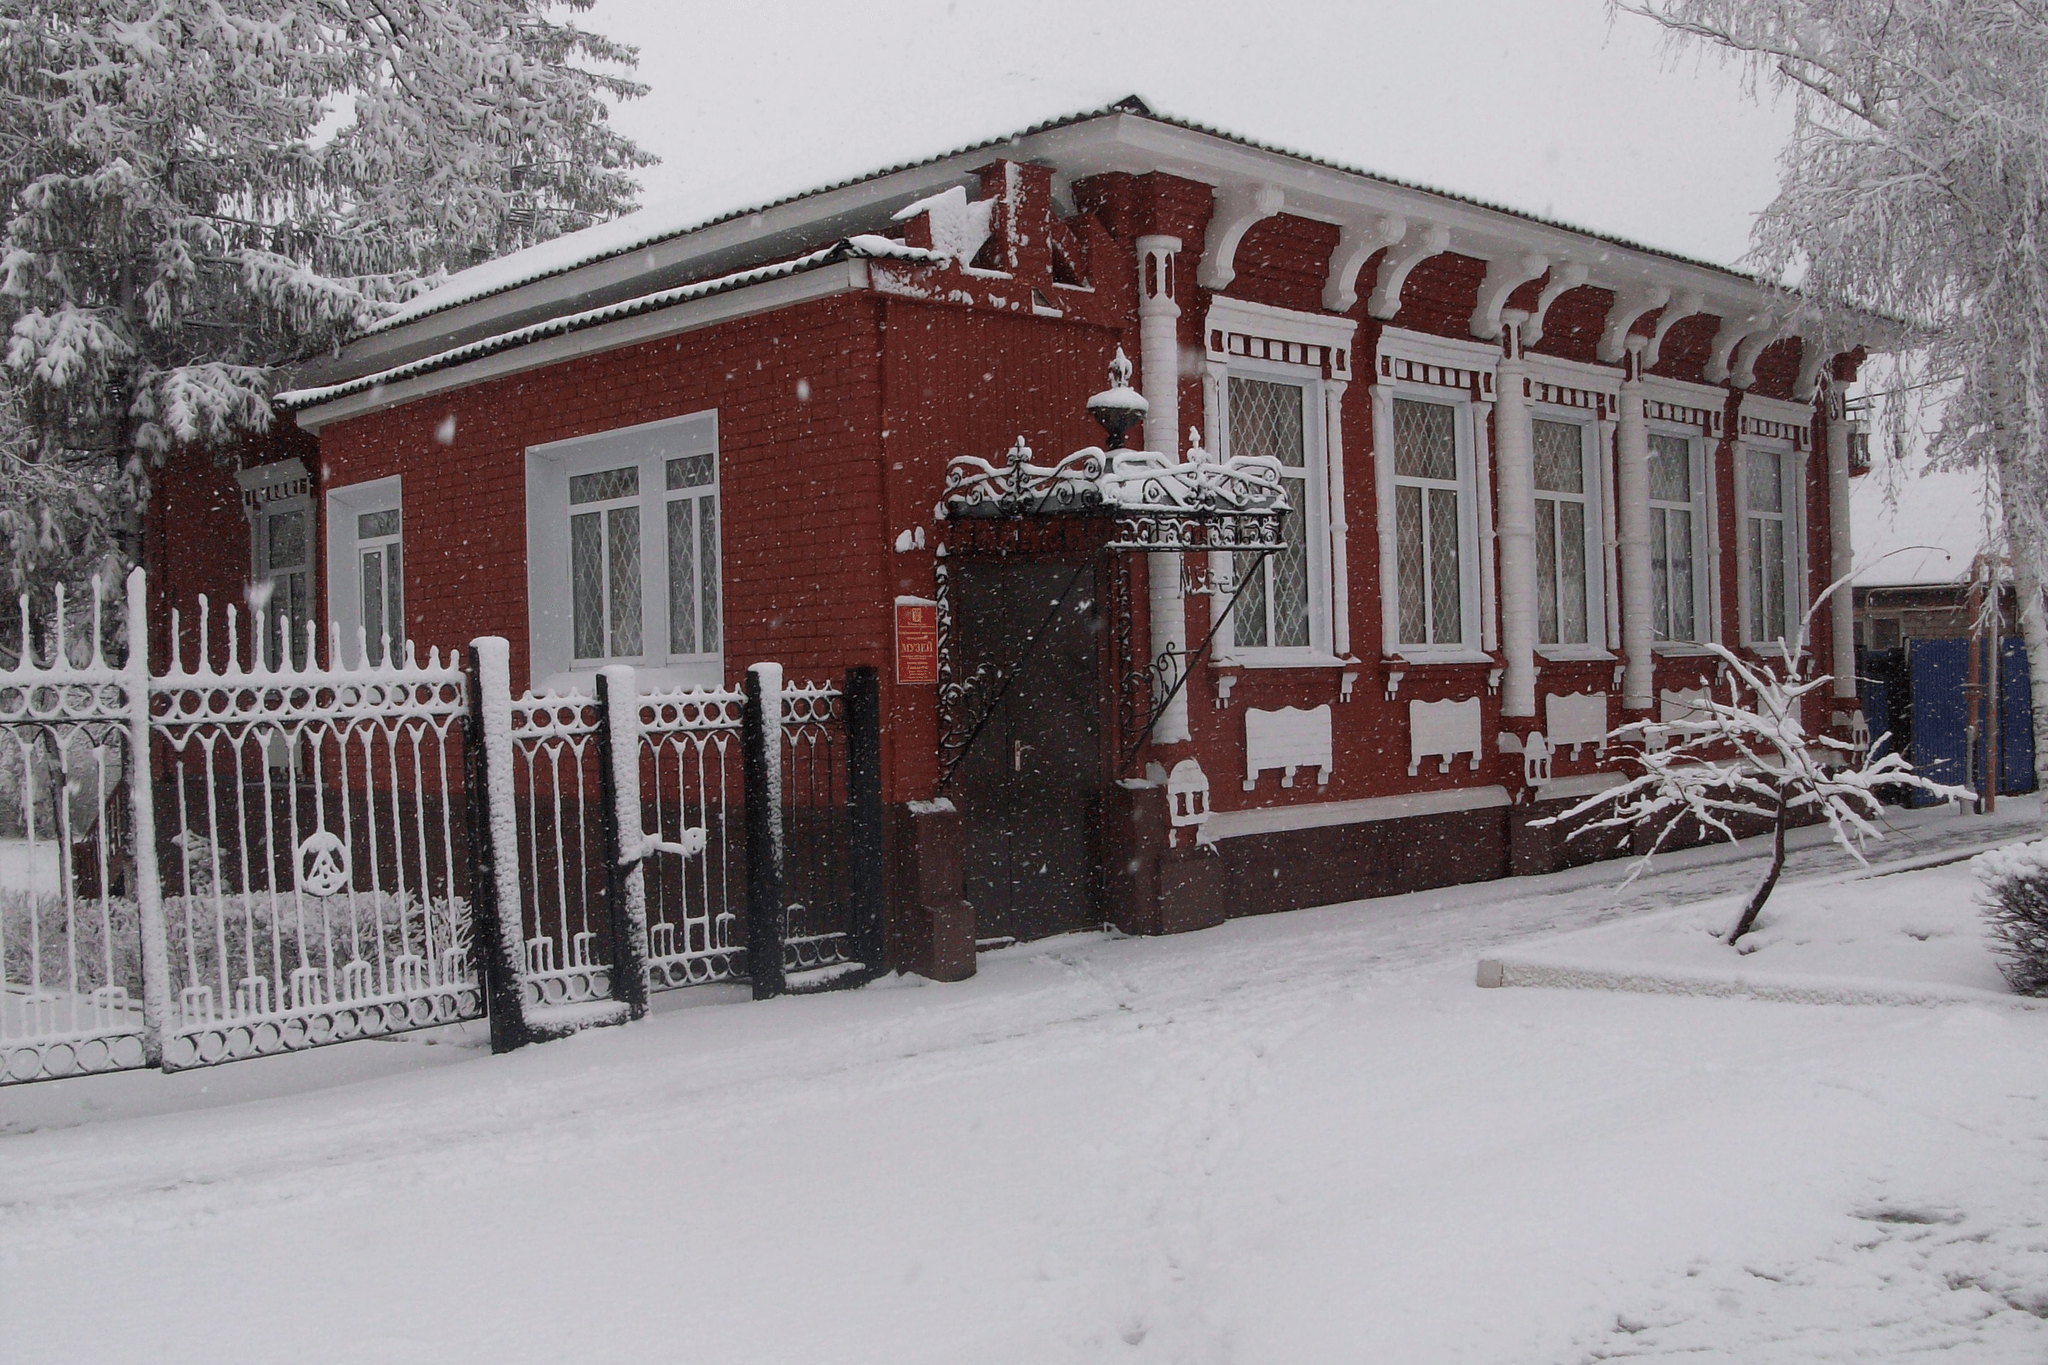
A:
1746,518,1765,641
1648,434,1691,503
1232,552,1270,649
357,508,401,539
699,496,720,653
1229,377,1306,467
1650,510,1671,640
1428,487,1462,644
1532,420,1585,494
1559,500,1587,645
361,548,385,666
571,465,639,505
666,454,715,490
1764,519,1786,640
1395,485,1425,646
571,511,603,658
1668,510,1693,641
608,506,641,656
386,541,402,651
668,498,696,655
1272,503,1310,648
1393,398,1456,481
1745,450,1782,514
1535,500,1559,645
267,510,306,571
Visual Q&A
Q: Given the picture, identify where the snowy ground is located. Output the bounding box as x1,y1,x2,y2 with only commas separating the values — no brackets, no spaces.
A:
4,801,2045,1362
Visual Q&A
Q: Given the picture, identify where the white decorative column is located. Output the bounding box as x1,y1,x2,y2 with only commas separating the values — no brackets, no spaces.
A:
1616,337,1654,711
1474,399,1499,652
1204,365,1234,656
1325,381,1352,659
1495,312,1538,717
1370,384,1399,659
1137,234,1190,742
1825,382,1857,699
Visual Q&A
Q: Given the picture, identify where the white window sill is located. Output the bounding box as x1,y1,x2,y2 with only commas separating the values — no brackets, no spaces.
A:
1388,649,1494,666
1215,651,1355,671
1653,642,1719,657
1535,647,1617,663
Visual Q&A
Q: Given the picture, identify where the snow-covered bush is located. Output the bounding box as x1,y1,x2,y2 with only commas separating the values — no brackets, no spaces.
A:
1975,841,2048,996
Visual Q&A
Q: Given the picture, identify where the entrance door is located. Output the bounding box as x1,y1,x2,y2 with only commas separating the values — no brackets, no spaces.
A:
951,559,1103,943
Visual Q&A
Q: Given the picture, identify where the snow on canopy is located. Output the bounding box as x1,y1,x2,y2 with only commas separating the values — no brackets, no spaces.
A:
367,96,1777,343
1851,453,1994,588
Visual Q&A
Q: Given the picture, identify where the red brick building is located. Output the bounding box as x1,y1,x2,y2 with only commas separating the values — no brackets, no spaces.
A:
151,100,1875,970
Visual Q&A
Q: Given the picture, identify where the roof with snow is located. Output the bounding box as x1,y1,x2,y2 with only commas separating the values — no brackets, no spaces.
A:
1851,456,1994,589
366,95,1774,344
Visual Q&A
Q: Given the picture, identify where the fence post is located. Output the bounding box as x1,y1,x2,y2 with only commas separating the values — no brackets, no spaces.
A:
465,638,532,1052
124,568,170,1068
742,662,786,1000
596,666,649,1019
845,666,886,973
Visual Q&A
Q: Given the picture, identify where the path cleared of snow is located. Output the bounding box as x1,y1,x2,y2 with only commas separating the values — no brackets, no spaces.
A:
3,801,2044,1362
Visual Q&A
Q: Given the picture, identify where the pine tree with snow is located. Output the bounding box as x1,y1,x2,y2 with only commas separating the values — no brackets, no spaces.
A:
1537,585,1966,945
1621,0,2048,818
0,0,653,601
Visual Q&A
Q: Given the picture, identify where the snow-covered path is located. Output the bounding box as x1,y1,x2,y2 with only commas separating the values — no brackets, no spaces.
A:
4,803,2045,1362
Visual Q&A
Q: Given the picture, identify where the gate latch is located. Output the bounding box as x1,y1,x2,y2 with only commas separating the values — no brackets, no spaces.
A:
623,827,707,866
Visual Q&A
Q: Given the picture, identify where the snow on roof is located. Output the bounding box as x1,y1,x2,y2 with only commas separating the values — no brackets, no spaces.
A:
281,236,940,410
367,95,1773,344
1850,453,1994,589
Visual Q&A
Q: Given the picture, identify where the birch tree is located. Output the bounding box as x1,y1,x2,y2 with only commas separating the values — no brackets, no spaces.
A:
0,0,652,604
1620,0,2048,814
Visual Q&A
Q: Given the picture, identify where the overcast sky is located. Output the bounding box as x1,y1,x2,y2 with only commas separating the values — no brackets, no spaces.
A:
580,0,1793,270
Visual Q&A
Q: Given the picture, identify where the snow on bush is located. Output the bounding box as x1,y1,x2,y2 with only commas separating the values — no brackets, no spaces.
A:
1975,840,2048,996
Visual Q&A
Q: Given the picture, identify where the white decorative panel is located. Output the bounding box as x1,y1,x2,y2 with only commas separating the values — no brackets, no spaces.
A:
1167,758,1213,839
1652,686,1715,751
1408,697,1482,776
1545,691,1610,759
1244,705,1334,790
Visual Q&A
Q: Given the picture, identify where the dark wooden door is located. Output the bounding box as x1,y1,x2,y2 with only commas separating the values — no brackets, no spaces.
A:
952,559,1103,943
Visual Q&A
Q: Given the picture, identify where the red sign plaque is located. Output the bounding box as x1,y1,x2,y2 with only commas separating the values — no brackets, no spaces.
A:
895,599,939,685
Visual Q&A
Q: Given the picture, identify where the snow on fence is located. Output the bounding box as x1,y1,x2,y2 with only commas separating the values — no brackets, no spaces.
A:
0,569,883,1085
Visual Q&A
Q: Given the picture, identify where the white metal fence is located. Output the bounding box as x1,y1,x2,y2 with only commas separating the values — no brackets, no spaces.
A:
0,570,881,1086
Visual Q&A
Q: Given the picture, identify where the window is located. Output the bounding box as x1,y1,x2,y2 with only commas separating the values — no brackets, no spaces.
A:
1229,375,1317,653
1530,418,1594,648
355,509,403,666
1391,396,1465,649
236,458,315,670
324,475,403,670
1742,446,1793,645
1647,431,1701,643
526,411,723,689
570,465,643,660
665,453,720,658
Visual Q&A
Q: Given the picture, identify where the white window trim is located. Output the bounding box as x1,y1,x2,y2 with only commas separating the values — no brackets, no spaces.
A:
325,475,403,668
1734,437,1805,652
1371,378,1488,664
1528,403,1613,660
525,409,723,692
1644,423,1714,652
1214,358,1337,668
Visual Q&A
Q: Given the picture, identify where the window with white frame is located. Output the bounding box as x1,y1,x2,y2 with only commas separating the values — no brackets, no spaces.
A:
526,411,723,689
1391,395,1467,649
356,508,404,666
237,460,314,670
325,475,404,669
1742,445,1795,646
1646,430,1704,644
1229,373,1323,654
1530,417,1597,648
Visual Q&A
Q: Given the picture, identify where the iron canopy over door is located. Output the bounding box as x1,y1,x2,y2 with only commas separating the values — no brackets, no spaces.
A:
949,559,1104,944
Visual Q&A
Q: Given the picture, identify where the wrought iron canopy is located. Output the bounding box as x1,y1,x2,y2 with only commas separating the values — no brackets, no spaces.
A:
942,436,1289,552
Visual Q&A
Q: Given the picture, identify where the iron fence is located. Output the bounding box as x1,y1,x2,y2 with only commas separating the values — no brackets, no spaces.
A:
0,569,884,1086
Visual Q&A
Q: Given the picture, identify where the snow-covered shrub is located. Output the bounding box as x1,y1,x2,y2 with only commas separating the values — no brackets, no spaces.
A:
1976,841,2048,996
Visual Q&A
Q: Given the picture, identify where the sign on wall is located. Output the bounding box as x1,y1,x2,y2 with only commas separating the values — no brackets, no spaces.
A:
896,597,938,685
